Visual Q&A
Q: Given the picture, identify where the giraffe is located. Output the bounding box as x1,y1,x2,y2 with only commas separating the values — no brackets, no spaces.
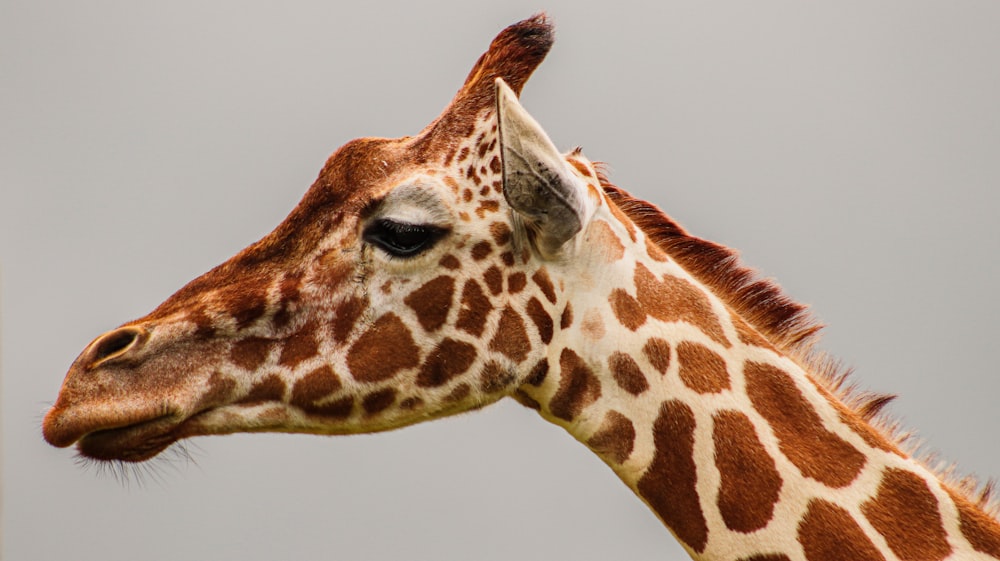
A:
42,14,1000,561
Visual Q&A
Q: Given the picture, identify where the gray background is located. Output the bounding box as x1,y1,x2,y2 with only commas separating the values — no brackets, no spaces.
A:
3,1,999,560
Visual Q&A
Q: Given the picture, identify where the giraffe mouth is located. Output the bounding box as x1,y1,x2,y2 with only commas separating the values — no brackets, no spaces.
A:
76,414,183,462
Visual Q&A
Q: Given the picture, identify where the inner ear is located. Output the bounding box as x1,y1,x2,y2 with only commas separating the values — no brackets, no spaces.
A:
495,78,585,259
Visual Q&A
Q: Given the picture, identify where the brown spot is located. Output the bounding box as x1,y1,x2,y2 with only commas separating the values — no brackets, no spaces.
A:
471,241,493,260
416,338,478,387
589,220,625,262
745,361,866,488
567,157,593,178
278,322,320,367
291,365,342,409
525,297,553,344
218,284,268,330
560,303,573,329
713,410,783,533
606,197,637,242
241,374,287,404
362,388,397,415
587,410,635,464
188,372,237,414
737,556,791,561
609,289,646,331
951,490,1000,557
475,199,499,218
484,265,503,295
230,337,274,371
643,338,671,374
507,272,527,293
609,352,649,395
500,251,515,266
840,411,896,453
463,188,474,203
861,468,951,561
797,500,885,561
532,268,557,303
489,155,501,174
404,275,455,333
676,341,730,394
479,361,515,393
444,383,471,403
457,146,470,162
333,296,367,343
513,390,541,410
644,236,668,262
489,306,530,363
456,280,492,337
634,264,729,347
315,251,352,290
303,396,354,418
526,359,548,386
637,400,708,553
490,222,511,246
439,254,461,270
399,396,423,410
548,348,601,422
347,313,420,383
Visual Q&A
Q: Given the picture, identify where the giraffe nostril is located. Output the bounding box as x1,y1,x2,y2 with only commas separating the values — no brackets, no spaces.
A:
87,326,148,368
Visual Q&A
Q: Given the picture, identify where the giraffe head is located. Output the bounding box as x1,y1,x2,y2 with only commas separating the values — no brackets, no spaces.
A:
43,15,602,462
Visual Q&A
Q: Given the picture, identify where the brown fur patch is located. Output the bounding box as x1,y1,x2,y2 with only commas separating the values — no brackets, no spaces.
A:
861,469,951,561
475,199,499,218
605,192,637,242
676,341,730,394
404,275,455,332
713,410,783,533
548,348,601,422
484,265,504,295
532,268,557,303
278,322,320,367
444,383,471,403
560,303,573,329
745,361,866,488
218,284,268,330
479,361,516,393
643,338,671,374
500,251,515,267
634,263,729,347
951,490,1000,557
609,289,646,331
526,359,548,386
332,296,367,343
587,410,635,464
644,235,668,262
589,220,625,262
507,272,527,293
456,280,492,337
362,388,397,416
416,338,478,387
608,352,649,395
291,365,342,408
230,337,274,371
525,297,553,344
399,396,423,410
797,500,885,561
489,306,530,363
737,556,791,561
241,374,287,404
490,222,512,246
346,313,420,383
637,400,708,553
471,240,493,260
439,254,461,270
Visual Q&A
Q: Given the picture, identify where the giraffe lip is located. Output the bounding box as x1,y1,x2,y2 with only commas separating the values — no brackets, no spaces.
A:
76,414,182,462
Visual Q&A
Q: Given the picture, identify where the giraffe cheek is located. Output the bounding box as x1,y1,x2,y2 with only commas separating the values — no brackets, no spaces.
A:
346,313,421,383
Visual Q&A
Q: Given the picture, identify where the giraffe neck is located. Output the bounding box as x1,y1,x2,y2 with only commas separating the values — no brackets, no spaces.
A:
519,193,1000,560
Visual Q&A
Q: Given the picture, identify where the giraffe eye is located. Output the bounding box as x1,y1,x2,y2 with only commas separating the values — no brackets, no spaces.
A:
363,219,447,258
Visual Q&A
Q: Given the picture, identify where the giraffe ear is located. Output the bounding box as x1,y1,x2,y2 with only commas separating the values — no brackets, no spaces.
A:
496,78,585,258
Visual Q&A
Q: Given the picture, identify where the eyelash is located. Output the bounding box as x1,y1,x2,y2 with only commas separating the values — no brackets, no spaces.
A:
362,218,448,258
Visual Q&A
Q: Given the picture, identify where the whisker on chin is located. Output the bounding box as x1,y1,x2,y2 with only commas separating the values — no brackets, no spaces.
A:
74,441,205,489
